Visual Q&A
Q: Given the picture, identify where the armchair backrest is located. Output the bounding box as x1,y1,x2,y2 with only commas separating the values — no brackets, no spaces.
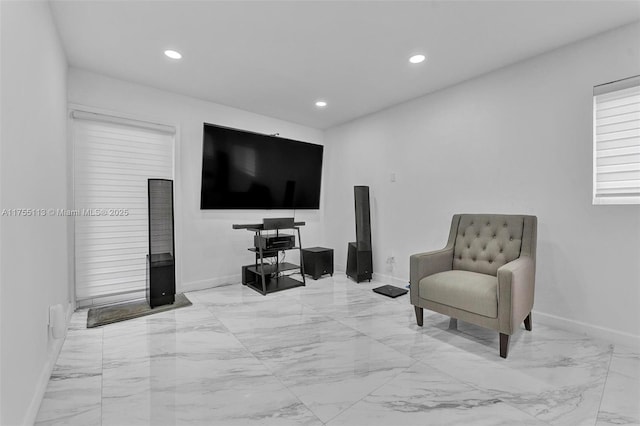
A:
450,214,537,276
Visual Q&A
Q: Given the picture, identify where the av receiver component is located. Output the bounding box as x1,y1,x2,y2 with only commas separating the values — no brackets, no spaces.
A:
254,234,295,250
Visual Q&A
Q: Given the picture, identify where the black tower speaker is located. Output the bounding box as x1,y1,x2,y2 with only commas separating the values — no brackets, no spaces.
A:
147,179,176,308
346,186,373,282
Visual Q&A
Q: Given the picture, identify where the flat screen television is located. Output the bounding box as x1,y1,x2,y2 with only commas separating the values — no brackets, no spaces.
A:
200,123,323,209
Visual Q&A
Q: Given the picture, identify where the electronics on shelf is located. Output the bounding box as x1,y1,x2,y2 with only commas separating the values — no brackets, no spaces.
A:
254,233,295,250
233,218,306,295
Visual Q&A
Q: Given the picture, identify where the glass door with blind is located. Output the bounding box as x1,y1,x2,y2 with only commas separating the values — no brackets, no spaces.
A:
72,113,174,306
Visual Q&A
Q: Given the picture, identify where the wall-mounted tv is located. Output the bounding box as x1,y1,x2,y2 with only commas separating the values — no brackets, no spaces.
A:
200,123,323,209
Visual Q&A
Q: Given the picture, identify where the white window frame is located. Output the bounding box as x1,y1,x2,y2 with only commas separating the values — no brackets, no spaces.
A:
592,75,640,205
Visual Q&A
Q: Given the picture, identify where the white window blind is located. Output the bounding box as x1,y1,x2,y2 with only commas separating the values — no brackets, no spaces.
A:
73,113,174,302
593,76,640,205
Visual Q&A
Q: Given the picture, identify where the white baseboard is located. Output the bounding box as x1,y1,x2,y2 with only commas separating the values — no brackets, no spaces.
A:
180,274,241,294
334,265,409,288
24,302,73,425
533,310,640,351
369,274,639,350
366,273,639,350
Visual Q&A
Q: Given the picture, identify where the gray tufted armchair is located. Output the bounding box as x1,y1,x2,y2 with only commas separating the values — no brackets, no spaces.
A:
410,214,537,358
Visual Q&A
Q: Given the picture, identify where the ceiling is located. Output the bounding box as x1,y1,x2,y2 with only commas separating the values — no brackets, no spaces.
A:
49,1,640,129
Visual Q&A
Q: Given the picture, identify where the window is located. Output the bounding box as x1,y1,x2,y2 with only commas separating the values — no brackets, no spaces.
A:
593,75,640,205
72,111,175,305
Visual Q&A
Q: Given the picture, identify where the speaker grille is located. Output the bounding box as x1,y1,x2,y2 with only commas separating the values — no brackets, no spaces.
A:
354,186,371,251
148,179,175,261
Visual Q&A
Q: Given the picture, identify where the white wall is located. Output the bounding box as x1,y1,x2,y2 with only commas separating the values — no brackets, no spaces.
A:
324,23,640,345
68,68,325,293
0,1,70,425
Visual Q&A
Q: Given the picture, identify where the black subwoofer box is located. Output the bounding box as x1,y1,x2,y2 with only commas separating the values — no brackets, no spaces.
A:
302,247,334,280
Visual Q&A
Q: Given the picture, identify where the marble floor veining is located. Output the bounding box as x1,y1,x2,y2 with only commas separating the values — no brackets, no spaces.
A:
36,275,640,425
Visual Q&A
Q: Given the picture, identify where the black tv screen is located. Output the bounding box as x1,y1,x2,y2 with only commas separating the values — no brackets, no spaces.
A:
200,123,323,209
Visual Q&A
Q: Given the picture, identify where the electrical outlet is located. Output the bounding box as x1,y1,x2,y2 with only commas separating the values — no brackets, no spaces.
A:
386,256,396,272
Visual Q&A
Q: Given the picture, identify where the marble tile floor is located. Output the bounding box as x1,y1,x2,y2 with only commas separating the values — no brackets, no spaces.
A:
35,274,640,425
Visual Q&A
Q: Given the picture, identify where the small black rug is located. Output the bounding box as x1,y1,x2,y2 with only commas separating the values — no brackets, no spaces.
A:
87,293,192,328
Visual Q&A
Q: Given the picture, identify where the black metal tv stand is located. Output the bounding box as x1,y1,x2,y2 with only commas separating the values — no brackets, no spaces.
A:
233,220,306,295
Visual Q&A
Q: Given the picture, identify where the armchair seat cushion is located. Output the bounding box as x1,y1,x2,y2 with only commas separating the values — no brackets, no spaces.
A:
419,270,498,318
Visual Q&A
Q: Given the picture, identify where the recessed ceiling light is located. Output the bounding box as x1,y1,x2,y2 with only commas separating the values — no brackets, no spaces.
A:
315,100,327,108
409,54,426,64
164,50,182,60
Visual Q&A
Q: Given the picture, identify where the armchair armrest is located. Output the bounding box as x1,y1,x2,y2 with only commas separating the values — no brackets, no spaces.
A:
409,248,454,304
497,256,535,334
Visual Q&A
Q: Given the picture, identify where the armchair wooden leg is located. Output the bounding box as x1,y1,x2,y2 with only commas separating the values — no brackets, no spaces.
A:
499,333,510,359
414,306,423,326
524,312,532,331
449,318,458,330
